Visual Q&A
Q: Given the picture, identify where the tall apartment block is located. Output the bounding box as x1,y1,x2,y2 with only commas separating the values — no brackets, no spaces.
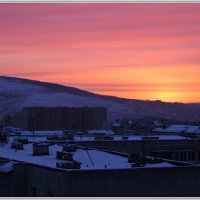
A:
11,106,107,131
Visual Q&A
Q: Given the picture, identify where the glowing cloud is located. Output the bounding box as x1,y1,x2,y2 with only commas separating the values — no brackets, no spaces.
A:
0,3,200,102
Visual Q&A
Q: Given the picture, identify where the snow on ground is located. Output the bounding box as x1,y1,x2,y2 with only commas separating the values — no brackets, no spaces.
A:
0,76,125,120
154,125,200,134
22,92,125,117
0,78,44,92
2,76,200,122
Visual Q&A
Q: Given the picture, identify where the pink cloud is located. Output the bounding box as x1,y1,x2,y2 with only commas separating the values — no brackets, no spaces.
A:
0,3,200,102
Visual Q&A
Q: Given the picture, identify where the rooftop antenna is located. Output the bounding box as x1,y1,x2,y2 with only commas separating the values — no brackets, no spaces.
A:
4,116,9,142
85,147,94,166
31,117,35,141
5,117,8,135
185,120,188,134
136,105,140,119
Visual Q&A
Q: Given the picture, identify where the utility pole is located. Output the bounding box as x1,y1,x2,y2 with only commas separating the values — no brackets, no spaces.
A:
4,116,9,142
5,117,8,135
31,118,35,141
86,147,94,166
185,120,188,134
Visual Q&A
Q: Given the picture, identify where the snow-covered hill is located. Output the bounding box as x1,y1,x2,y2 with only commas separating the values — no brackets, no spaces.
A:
1,76,200,121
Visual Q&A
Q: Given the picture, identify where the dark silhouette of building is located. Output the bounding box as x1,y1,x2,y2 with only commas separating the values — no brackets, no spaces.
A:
11,106,107,131
0,157,200,197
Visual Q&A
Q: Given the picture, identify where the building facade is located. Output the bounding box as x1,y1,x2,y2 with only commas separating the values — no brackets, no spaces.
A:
1,160,200,197
11,106,107,131
75,137,200,163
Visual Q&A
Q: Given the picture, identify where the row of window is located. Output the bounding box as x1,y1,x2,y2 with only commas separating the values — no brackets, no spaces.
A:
150,151,197,162
175,151,196,161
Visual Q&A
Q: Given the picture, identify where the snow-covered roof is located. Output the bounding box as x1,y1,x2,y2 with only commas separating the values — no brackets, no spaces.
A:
113,135,186,141
16,134,187,144
154,125,200,134
0,138,131,170
145,162,175,168
0,161,18,173
74,135,186,141
112,122,121,127
87,130,114,135
21,130,63,136
20,130,187,142
0,137,180,171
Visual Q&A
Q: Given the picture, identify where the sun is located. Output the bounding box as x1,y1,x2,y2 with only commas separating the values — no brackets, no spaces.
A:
153,91,176,102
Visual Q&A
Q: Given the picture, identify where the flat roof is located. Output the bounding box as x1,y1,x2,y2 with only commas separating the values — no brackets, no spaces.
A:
0,137,179,171
154,125,200,134
0,141,131,170
20,130,189,141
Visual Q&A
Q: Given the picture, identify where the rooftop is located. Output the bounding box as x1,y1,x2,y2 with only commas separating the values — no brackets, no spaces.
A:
19,130,189,142
0,136,184,171
154,125,200,134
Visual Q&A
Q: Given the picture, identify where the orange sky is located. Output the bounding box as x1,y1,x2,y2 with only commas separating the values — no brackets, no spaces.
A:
1,3,200,103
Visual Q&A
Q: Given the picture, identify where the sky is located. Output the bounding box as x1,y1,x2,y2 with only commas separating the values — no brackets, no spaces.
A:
0,3,200,103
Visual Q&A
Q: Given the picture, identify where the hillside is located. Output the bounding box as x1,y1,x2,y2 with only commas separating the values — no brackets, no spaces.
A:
1,76,200,121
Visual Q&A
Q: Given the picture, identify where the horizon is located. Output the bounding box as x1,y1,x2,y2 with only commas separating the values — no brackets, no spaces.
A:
1,3,200,103
1,75,200,104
